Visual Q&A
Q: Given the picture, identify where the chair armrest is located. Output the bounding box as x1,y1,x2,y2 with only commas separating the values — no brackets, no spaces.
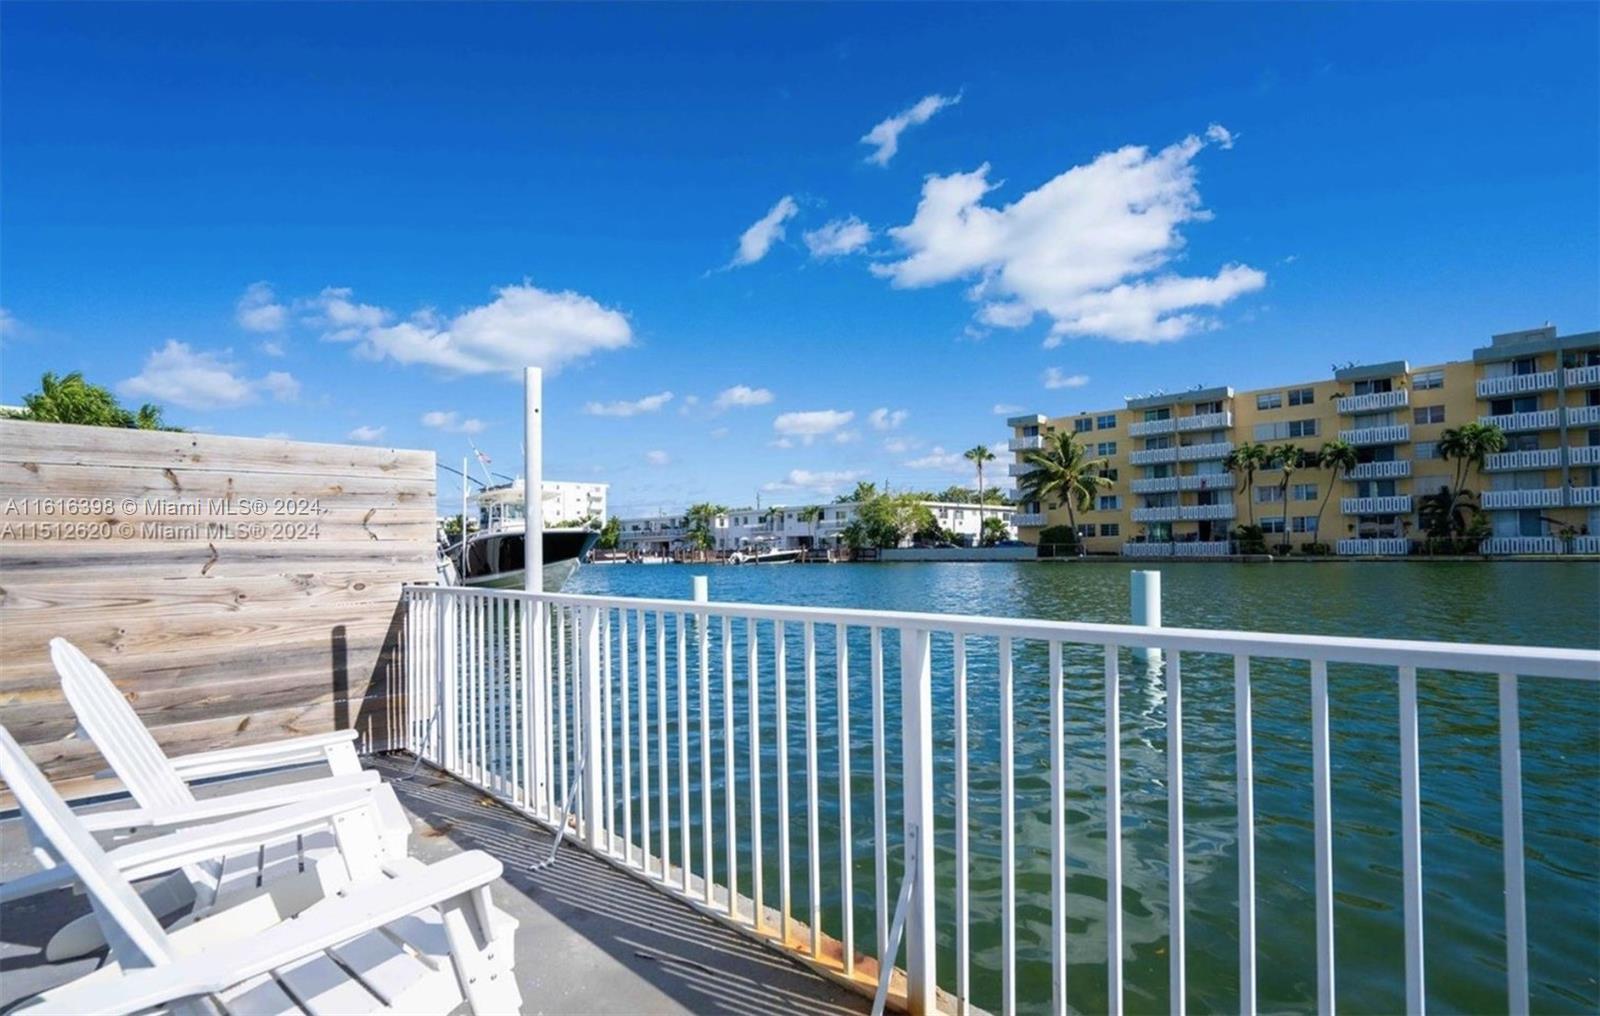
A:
77,771,379,834
26,851,504,1016
166,729,361,781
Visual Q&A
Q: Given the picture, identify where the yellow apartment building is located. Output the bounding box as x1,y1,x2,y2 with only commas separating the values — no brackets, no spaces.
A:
1007,324,1600,557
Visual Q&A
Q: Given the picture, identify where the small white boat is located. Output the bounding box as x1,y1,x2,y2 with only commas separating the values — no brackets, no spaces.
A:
441,482,599,590
728,543,802,565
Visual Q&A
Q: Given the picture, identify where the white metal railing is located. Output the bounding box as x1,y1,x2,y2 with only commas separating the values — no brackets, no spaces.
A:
1567,405,1600,427
1565,364,1600,389
1008,436,1044,452
1128,418,1175,437
1480,536,1562,555
1481,488,1563,509
1121,540,1233,558
1176,410,1233,432
1478,410,1558,432
400,584,1599,1016
1476,372,1557,398
1336,390,1409,414
1131,506,1180,523
1341,495,1412,515
1569,445,1600,466
1573,535,1600,554
1339,424,1410,446
1011,512,1047,527
1007,462,1032,477
1129,446,1179,466
1177,441,1233,462
1180,502,1236,521
1336,538,1409,555
1131,474,1233,493
1130,476,1180,494
1569,486,1600,507
1484,448,1561,471
1347,459,1412,479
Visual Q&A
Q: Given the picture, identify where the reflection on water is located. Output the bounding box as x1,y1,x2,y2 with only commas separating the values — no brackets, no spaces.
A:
562,561,1599,1014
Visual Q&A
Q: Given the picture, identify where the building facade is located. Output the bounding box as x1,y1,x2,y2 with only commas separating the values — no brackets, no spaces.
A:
616,500,1016,557
1007,324,1600,556
542,480,608,526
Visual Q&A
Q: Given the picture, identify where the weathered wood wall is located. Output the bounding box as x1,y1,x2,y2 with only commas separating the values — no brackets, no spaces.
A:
0,420,436,798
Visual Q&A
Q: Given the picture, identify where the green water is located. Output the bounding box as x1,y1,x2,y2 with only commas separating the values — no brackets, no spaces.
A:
556,561,1599,1014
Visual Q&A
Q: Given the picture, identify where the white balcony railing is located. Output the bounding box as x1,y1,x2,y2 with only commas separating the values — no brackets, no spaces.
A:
1565,364,1600,389
401,583,1597,1016
1131,506,1181,523
1336,538,1410,556
1012,512,1047,527
1336,390,1410,414
1177,441,1233,462
1481,536,1562,555
1130,474,1235,494
1574,535,1600,554
1341,495,1413,515
1484,448,1561,471
1008,462,1033,477
1339,424,1410,446
1476,372,1557,398
1568,445,1600,466
1129,446,1179,466
1569,486,1600,507
1347,460,1412,480
1478,410,1558,432
1176,410,1233,432
1128,418,1176,437
1008,435,1044,452
1180,502,1237,521
1480,488,1564,510
1567,405,1600,427
1121,540,1233,557
1130,476,1180,494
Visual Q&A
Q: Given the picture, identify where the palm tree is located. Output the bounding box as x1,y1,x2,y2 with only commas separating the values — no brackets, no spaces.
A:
797,504,825,553
1018,430,1112,552
1438,422,1507,491
684,502,727,561
964,445,996,537
1313,440,1358,546
1223,441,1271,525
1268,443,1305,548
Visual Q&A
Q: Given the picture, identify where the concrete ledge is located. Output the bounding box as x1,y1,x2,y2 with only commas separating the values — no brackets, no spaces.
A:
878,546,1038,563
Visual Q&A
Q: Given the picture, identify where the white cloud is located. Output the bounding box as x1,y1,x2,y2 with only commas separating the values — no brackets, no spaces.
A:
861,92,961,166
868,407,908,430
761,469,867,495
773,409,855,445
905,445,967,471
713,384,775,410
421,410,486,434
258,339,285,357
710,427,730,440
118,340,298,410
730,196,799,267
993,403,1025,415
1205,123,1237,150
872,128,1265,343
803,216,873,258
584,391,674,417
645,449,671,466
347,425,386,443
1043,368,1090,390
883,436,915,454
833,429,860,444
236,281,287,333
316,282,631,377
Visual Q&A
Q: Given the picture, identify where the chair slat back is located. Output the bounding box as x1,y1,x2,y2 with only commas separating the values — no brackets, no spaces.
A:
51,638,194,811
0,725,174,968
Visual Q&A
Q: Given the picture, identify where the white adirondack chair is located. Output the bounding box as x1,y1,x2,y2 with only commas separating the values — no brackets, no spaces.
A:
40,637,412,958
1,725,522,1015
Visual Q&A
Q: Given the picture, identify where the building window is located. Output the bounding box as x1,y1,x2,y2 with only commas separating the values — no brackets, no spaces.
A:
1292,516,1319,533
1256,486,1284,503
1260,517,1286,533
1288,418,1319,438
1194,400,1224,415
1074,418,1093,433
1414,442,1439,460
1256,392,1283,410
1144,408,1171,422
1078,524,1097,538
1288,387,1315,406
1412,369,1444,390
1254,419,1319,440
1101,468,1119,482
1413,405,1445,425
1291,483,1318,501
1097,414,1117,429
1097,441,1117,457
1353,378,1394,395
1098,495,1120,511
1101,523,1120,537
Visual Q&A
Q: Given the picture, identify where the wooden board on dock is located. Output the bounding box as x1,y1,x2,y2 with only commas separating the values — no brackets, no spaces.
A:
0,420,436,797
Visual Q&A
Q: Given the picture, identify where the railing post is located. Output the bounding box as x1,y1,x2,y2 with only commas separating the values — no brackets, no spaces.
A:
581,604,604,850
900,626,936,1016
436,592,457,772
1131,569,1162,670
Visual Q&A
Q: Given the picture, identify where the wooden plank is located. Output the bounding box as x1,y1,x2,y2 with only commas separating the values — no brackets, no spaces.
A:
0,460,433,503
0,540,434,575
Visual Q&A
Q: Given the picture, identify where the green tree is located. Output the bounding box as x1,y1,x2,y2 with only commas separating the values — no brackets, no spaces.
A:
1312,440,1358,548
844,493,935,549
596,515,622,550
9,371,174,430
1269,442,1308,549
837,481,879,505
980,515,1010,546
1438,422,1507,491
1018,430,1112,551
797,504,825,548
685,502,727,560
964,445,996,537
1223,441,1271,525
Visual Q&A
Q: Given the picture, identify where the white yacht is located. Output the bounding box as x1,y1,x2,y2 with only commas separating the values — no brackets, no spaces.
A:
441,481,599,590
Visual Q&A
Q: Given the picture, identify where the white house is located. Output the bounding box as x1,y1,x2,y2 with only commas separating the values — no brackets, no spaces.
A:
615,500,1015,556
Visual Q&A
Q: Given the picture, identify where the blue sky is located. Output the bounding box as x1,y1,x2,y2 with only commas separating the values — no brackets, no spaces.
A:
3,3,1596,515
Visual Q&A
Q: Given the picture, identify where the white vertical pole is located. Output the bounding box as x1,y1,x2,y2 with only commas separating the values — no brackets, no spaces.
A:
524,367,543,592
1131,570,1162,669
582,605,603,849
1105,644,1124,1016
1499,673,1529,1016
1000,635,1017,1016
1235,655,1256,1016
524,367,546,813
1167,654,1186,1016
1398,665,1425,1016
901,626,936,1016
1049,640,1067,1016
1311,659,1335,1016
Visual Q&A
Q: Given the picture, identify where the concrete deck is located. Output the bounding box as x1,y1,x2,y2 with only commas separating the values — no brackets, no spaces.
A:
0,755,870,1015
